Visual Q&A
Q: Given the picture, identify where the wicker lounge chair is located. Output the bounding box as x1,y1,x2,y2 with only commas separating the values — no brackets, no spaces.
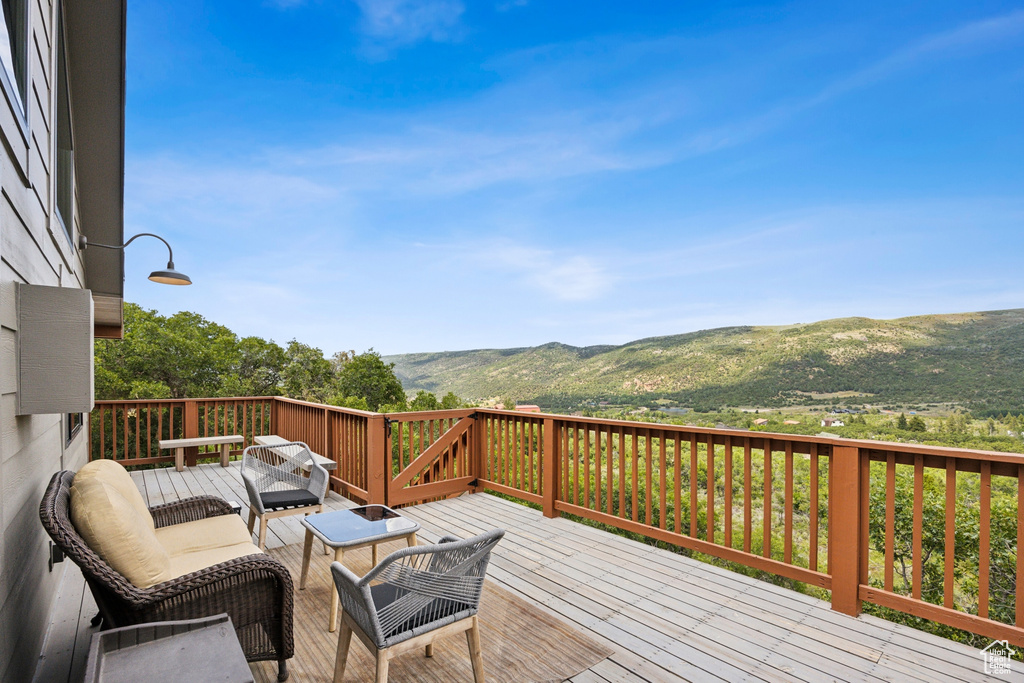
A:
241,441,329,550
39,467,294,681
331,529,504,683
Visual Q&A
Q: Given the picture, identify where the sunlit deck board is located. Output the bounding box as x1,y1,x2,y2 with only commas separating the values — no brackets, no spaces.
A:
112,463,1017,682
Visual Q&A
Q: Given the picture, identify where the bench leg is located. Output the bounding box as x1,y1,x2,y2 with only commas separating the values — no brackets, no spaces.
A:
220,444,230,467
175,447,185,472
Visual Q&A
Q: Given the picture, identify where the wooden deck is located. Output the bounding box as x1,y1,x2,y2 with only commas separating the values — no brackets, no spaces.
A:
37,462,1020,682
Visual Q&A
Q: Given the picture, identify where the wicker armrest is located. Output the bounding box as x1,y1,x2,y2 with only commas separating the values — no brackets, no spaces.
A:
145,554,294,603
331,561,376,640
150,495,235,528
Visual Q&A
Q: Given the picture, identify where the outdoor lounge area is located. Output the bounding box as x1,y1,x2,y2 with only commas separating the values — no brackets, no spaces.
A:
37,454,1021,682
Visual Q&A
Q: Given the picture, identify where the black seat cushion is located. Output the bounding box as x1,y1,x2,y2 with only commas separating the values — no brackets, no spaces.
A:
370,582,473,641
259,489,320,511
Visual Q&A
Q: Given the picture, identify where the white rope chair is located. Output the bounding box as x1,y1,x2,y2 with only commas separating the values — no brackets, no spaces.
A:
331,529,504,683
241,441,329,549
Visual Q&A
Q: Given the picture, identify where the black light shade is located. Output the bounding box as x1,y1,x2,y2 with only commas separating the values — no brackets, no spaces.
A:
148,268,192,285
80,233,193,286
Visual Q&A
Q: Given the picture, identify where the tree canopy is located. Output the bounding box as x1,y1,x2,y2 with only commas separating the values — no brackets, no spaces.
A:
94,303,466,413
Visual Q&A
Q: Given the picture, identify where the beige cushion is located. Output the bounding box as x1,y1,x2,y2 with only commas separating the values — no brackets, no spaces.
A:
155,514,253,556
70,477,171,588
73,459,154,530
167,542,263,580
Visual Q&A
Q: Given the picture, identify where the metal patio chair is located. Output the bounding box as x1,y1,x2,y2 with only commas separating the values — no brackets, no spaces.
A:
241,441,330,550
331,528,505,683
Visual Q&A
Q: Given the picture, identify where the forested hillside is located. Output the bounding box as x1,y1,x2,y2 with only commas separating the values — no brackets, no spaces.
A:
384,309,1024,414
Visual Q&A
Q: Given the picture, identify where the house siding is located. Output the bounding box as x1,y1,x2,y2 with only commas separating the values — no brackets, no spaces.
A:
0,0,91,680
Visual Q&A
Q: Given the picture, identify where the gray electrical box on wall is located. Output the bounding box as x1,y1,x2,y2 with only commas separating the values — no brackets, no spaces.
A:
16,284,94,415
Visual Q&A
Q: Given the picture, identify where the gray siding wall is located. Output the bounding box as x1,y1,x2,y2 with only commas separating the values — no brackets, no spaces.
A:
0,0,90,681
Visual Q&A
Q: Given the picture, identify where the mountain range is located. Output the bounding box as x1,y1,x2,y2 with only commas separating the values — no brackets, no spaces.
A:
383,309,1024,414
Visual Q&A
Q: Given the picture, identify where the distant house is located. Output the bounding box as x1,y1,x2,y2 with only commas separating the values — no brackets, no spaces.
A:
753,418,769,426
821,418,845,427
515,404,541,413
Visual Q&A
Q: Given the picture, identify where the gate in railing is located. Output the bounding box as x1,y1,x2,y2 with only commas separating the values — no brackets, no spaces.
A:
91,397,1024,647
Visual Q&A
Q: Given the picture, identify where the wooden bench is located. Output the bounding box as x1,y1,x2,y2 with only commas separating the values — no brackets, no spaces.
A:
253,434,336,472
158,435,245,472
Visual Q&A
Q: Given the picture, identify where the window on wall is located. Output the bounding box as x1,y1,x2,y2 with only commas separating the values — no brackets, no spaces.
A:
0,0,27,113
66,412,83,446
55,8,73,236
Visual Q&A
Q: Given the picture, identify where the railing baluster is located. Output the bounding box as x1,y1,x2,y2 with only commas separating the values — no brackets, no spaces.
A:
645,431,653,526
689,434,698,538
1017,464,1023,627
979,461,991,619
809,443,818,571
673,434,682,535
724,436,732,547
707,435,715,543
659,433,668,531
912,454,924,600
744,438,752,554
885,452,895,592
763,439,772,559
784,441,793,565
630,428,639,523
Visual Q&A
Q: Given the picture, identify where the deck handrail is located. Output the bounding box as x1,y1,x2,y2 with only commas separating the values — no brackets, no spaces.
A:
91,397,1024,647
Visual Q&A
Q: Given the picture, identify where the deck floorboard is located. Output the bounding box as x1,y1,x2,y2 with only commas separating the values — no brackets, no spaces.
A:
42,462,1021,682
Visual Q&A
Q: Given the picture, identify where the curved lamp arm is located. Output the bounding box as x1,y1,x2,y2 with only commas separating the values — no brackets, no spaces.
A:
78,233,192,285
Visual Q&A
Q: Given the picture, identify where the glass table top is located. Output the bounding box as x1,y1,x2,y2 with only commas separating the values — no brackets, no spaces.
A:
302,505,420,547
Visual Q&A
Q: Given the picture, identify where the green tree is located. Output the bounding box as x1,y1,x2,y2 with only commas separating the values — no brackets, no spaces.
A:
897,413,908,430
95,303,240,399
282,340,335,402
335,350,406,412
409,390,440,411
440,392,464,409
907,415,927,432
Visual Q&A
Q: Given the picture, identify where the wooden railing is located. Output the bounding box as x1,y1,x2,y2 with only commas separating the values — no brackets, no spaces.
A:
90,398,1024,647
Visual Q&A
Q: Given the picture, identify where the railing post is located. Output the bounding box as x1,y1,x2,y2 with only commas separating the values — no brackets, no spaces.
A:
322,405,329,457
542,417,560,518
184,399,199,467
472,413,486,493
366,414,388,506
831,444,863,616
270,398,279,436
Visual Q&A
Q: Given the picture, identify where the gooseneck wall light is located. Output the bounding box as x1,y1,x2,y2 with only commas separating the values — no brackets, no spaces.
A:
78,233,192,285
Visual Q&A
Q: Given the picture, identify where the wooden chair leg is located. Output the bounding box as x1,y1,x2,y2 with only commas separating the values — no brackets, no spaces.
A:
247,509,256,535
374,649,389,683
467,616,485,683
333,622,353,683
425,643,434,658
258,516,268,550
300,529,314,590
329,548,344,632
372,543,378,566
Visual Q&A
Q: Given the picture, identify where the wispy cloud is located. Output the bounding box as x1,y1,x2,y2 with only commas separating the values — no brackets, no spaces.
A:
352,0,465,56
496,0,528,11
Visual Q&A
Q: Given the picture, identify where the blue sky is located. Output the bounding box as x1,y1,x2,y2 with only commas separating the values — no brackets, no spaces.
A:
121,0,1024,355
